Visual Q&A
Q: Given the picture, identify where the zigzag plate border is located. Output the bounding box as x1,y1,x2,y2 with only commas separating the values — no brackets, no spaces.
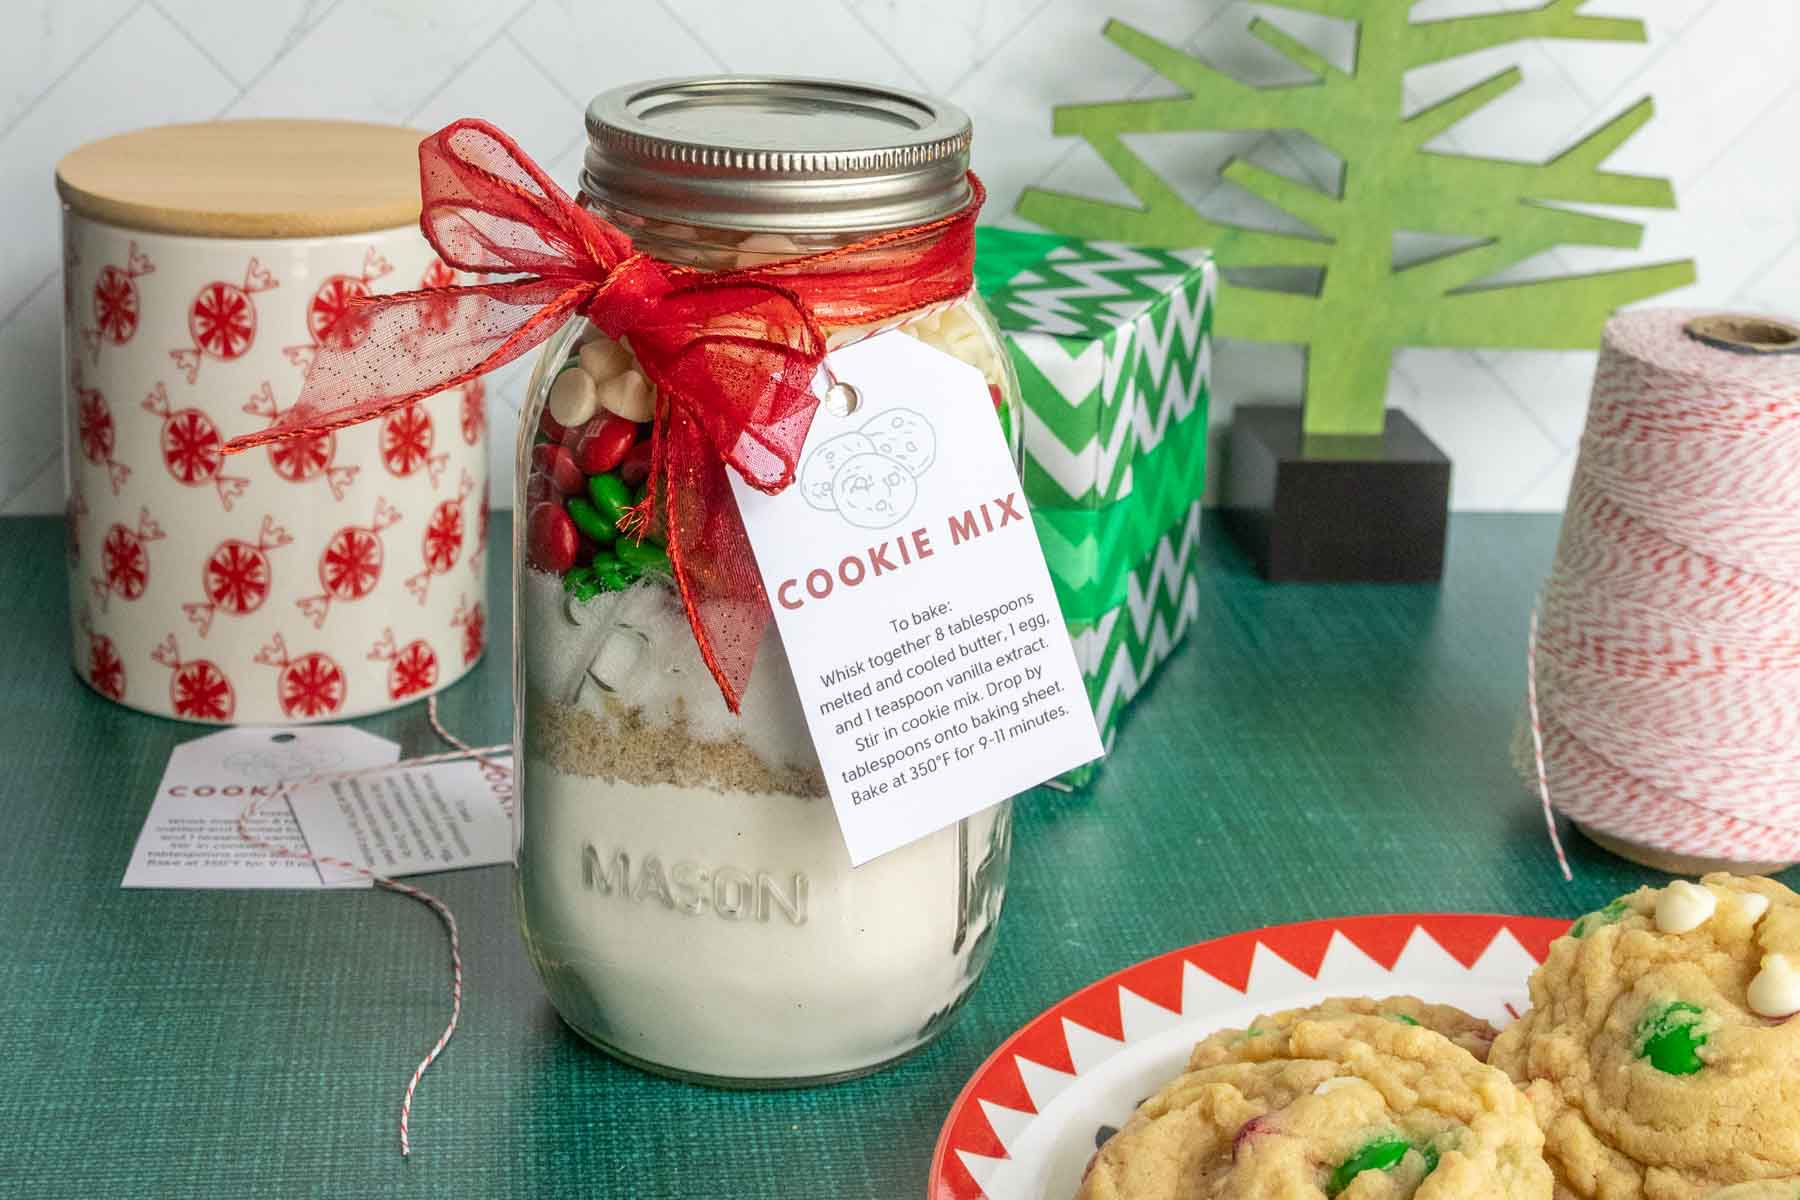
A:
927,912,1570,1200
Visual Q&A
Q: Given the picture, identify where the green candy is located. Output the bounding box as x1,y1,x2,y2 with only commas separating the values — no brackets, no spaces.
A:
561,566,600,603
1570,898,1630,939
566,496,615,544
1638,1001,1707,1075
616,538,670,574
1419,1142,1440,1175
1326,1136,1412,1197
587,472,632,526
1384,1013,1421,1027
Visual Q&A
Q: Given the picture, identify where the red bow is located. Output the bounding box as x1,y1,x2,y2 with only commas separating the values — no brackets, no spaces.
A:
223,119,982,711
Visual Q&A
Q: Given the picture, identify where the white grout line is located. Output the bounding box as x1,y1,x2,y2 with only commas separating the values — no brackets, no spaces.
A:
0,451,58,514
217,0,347,117
834,0,933,92
402,1,538,127
941,0,1057,98
653,0,733,72
145,0,246,90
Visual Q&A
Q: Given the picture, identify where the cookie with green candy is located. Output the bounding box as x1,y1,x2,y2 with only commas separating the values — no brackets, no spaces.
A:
1491,874,1800,1199
1078,1005,1547,1199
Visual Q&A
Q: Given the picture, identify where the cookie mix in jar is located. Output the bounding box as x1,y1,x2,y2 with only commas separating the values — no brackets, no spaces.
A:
229,76,1096,1086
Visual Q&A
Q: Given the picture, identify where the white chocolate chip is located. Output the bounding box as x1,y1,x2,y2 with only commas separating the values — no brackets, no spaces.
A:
1740,892,1772,924
735,232,802,259
597,369,655,422
1748,953,1800,1018
1313,1077,1362,1095
547,367,599,427
579,338,633,382
1655,881,1718,934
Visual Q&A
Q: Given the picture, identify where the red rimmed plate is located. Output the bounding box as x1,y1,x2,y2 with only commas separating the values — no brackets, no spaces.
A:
928,913,1571,1200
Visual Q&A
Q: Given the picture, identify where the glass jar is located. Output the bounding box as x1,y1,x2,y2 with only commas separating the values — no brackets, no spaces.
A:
512,78,1021,1086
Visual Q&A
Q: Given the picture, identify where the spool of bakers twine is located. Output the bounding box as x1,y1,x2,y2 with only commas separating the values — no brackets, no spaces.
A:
1520,309,1800,871
235,694,509,1156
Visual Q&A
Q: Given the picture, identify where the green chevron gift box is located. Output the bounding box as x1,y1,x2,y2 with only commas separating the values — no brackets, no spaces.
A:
975,227,1216,786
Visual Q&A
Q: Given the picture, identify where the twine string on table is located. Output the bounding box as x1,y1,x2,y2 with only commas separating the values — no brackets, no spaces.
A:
1520,309,1800,867
1524,608,1573,881
234,693,509,1157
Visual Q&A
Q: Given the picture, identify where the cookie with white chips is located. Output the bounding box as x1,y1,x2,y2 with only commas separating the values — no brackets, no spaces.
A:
1078,999,1549,1199
1492,874,1800,1199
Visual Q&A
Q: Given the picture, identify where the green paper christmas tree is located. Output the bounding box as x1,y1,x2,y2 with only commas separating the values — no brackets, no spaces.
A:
1017,3,1698,436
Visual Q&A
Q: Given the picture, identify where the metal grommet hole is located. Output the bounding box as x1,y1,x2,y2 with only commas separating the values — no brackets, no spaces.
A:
822,380,862,418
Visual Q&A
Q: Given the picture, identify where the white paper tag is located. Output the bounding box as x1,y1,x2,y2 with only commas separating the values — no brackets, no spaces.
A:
730,332,1103,865
121,725,399,889
287,756,516,887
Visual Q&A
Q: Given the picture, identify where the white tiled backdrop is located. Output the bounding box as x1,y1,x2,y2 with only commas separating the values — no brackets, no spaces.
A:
4,0,1796,514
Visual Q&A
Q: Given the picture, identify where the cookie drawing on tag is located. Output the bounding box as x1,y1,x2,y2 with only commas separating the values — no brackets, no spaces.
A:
798,407,936,530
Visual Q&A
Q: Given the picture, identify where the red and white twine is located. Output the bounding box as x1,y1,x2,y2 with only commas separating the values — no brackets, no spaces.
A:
235,694,508,1156
1522,309,1800,867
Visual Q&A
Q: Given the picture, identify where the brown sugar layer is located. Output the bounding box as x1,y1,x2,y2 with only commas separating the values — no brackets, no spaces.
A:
526,690,828,799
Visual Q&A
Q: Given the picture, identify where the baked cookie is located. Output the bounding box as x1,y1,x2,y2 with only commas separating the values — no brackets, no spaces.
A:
1185,995,1501,1068
1706,1185,1800,1199
1491,875,1800,1199
1078,1002,1550,1199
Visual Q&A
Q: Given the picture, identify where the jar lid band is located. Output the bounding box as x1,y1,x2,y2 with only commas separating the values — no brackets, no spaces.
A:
582,76,972,235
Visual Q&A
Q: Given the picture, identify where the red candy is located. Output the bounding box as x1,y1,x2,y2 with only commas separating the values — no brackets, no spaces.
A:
526,502,578,574
524,473,555,508
619,439,653,488
573,415,638,475
988,383,1003,410
538,408,569,444
531,443,585,495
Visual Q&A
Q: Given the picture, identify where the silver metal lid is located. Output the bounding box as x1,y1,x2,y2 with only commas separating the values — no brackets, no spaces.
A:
582,76,972,235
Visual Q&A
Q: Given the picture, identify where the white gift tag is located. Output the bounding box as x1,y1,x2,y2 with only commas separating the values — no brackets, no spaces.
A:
730,332,1103,865
287,756,515,887
121,725,399,889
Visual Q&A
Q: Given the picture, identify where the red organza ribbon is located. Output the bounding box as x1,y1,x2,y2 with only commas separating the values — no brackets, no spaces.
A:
221,119,983,711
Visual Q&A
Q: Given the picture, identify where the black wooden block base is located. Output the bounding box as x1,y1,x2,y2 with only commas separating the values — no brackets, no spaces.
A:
1223,405,1451,583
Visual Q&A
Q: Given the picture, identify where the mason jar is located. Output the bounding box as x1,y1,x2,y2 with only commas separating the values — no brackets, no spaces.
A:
513,77,1021,1085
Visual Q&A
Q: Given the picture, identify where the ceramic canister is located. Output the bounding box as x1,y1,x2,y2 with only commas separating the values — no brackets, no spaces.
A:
56,120,489,723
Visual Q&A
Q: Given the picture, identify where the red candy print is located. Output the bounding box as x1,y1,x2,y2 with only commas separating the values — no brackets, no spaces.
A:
532,443,584,495
573,415,637,475
297,498,402,628
142,383,249,510
419,257,458,332
244,381,358,500
527,502,578,574
171,258,277,382
380,401,447,487
284,247,391,372
81,241,154,359
80,612,125,702
71,365,131,495
91,507,164,611
452,596,486,666
469,477,490,576
152,634,235,722
369,629,440,700
255,634,346,720
460,378,486,446
405,471,473,603
182,515,292,636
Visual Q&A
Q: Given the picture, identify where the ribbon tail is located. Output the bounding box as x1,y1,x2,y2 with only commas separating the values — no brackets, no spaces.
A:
222,278,593,455
660,404,770,714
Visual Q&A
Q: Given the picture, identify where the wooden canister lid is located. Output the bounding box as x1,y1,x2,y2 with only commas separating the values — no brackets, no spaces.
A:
56,119,426,238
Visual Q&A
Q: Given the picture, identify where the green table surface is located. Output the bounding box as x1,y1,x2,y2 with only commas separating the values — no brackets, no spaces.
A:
0,512,1769,1199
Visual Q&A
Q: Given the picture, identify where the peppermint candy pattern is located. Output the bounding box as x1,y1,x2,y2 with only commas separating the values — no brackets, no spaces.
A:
91,507,164,610
142,383,249,510
243,381,358,499
297,498,401,628
284,247,392,373
368,628,440,701
81,241,154,360
452,596,485,666
62,218,489,724
79,611,125,702
406,471,472,603
71,365,131,495
182,516,292,636
380,402,447,487
255,634,347,720
171,258,277,382
151,634,235,722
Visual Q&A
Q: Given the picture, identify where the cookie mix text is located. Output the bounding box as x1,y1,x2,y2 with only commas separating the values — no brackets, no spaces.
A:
581,843,808,925
776,492,1026,610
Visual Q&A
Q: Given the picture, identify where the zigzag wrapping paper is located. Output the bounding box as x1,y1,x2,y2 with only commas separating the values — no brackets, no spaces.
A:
975,229,1215,785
